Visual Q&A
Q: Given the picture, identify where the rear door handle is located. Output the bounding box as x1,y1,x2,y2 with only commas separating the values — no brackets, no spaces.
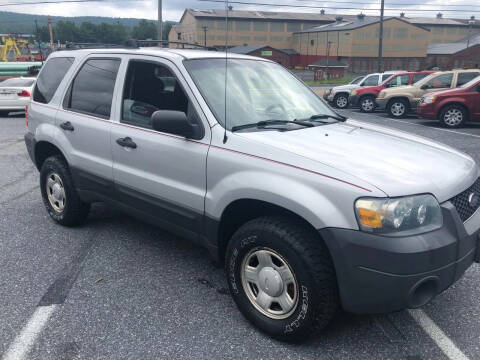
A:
60,121,74,131
116,137,137,149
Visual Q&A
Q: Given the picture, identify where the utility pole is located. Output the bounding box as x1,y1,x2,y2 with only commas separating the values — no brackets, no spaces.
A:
467,16,475,48
34,20,43,63
325,40,331,81
202,25,208,47
47,16,53,50
157,0,162,44
377,0,384,72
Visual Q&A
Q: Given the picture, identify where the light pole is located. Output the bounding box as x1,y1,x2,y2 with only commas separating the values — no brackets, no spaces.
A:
467,16,475,48
378,0,385,72
158,0,162,43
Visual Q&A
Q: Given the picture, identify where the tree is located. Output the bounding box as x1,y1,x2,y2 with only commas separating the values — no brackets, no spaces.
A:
162,22,173,41
132,19,157,40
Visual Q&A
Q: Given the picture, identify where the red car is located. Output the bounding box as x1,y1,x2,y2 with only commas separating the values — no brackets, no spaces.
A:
417,75,480,128
349,71,435,113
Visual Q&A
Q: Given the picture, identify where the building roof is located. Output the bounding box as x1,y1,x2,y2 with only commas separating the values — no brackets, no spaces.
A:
296,16,429,33
228,45,298,55
427,31,480,55
184,8,357,22
309,58,348,68
403,16,468,26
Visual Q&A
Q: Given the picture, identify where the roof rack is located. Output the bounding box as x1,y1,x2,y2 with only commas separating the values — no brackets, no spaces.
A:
56,42,133,51
127,39,217,51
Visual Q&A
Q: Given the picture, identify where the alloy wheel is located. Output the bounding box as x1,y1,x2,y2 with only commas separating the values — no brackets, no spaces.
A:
443,108,463,126
391,102,405,117
361,98,374,112
336,96,348,108
46,172,66,212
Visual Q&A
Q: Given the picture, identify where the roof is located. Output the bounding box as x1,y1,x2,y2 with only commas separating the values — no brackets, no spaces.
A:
296,16,429,33
228,45,298,55
184,8,357,22
427,32,480,55
404,17,468,26
309,58,348,68
228,45,267,54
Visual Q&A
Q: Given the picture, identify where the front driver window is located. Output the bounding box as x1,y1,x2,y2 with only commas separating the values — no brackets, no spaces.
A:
424,74,453,89
363,75,379,86
121,60,189,129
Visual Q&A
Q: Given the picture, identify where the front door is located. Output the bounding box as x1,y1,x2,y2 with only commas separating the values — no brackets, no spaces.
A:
110,57,210,239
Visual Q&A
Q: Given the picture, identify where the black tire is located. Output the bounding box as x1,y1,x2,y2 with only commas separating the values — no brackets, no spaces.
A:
359,95,376,113
40,155,90,226
439,104,467,128
387,98,408,118
225,216,338,341
333,93,349,109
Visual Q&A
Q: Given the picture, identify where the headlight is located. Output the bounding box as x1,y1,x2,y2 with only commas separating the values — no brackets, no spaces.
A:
354,194,443,236
423,95,436,104
378,91,386,99
351,90,358,96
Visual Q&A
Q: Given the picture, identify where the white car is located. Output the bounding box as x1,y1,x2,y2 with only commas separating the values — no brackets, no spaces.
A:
0,77,36,116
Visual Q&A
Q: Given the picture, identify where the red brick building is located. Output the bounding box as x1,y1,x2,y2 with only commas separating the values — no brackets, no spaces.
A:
426,36,480,70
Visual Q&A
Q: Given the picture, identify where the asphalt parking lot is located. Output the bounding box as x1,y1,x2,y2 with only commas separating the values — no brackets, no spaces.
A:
0,110,479,360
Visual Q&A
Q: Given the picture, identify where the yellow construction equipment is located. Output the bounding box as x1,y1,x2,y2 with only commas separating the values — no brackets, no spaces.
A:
1,36,23,62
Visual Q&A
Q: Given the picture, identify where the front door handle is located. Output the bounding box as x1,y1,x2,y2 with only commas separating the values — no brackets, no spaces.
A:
116,137,137,149
60,121,74,131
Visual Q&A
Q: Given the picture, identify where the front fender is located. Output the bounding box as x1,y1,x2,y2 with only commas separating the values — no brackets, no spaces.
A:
206,170,359,230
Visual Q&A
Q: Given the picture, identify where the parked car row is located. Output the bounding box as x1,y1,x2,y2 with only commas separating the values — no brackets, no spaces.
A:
323,69,480,127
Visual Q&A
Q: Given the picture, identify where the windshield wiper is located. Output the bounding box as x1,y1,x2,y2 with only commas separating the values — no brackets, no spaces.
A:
295,113,347,122
231,119,314,132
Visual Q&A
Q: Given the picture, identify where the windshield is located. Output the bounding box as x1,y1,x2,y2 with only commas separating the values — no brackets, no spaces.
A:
460,75,480,89
184,59,337,131
350,76,364,85
0,78,35,87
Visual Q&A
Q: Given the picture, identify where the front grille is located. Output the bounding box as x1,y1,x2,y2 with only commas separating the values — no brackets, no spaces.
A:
449,178,480,222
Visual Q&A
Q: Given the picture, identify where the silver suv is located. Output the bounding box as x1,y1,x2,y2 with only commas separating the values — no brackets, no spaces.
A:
25,46,480,341
324,71,403,109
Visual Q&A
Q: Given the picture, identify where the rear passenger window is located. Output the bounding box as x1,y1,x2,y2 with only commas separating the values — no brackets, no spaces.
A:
457,72,479,87
33,57,74,104
121,60,189,129
64,58,120,119
413,73,429,83
363,75,379,86
381,74,392,82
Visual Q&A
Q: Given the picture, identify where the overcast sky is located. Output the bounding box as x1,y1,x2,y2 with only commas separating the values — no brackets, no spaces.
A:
0,0,478,22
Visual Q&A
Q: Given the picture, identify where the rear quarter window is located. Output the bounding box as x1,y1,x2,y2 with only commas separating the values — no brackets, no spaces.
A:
33,57,74,104
457,72,480,87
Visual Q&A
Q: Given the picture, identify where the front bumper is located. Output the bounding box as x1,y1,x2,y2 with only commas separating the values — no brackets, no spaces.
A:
349,95,360,107
417,102,437,119
375,98,388,110
320,202,479,314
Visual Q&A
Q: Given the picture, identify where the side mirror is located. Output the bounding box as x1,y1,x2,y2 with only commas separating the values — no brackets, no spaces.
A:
151,110,200,139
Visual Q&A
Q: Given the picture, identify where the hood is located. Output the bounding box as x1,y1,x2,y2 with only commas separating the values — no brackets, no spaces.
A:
332,84,359,92
237,120,478,202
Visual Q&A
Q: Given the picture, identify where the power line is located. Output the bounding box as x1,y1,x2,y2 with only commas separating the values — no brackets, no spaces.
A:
196,0,480,13
296,0,480,8
0,0,146,7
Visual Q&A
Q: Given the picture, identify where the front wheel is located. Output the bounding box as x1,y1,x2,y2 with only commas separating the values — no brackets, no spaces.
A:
387,98,408,118
439,105,467,128
226,216,338,341
333,94,349,109
359,96,376,113
40,155,90,226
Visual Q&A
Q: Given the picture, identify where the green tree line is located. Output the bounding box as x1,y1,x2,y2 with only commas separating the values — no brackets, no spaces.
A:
35,19,173,44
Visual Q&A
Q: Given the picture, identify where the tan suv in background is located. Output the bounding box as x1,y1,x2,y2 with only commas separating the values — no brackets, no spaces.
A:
376,69,480,118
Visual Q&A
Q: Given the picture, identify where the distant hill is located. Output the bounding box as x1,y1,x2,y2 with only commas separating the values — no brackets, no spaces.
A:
0,11,173,34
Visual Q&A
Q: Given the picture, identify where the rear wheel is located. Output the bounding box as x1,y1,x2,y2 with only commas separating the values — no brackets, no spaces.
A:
439,104,467,128
387,98,408,118
333,94,349,109
226,216,338,341
40,155,90,226
360,96,376,113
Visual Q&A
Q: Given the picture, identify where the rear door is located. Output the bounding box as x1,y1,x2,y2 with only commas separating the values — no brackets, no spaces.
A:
57,55,122,195
110,56,210,239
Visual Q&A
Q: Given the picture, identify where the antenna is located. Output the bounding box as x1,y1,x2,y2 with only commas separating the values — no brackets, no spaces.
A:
223,0,229,144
